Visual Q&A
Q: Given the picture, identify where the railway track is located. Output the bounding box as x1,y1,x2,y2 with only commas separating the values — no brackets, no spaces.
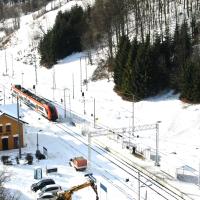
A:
52,121,191,200
4,87,194,200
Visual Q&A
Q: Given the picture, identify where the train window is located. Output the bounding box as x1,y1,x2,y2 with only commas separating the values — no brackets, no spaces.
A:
12,91,17,96
30,103,36,108
39,106,44,111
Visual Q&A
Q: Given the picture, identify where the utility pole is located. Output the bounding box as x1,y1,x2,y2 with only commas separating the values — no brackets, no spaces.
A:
88,131,91,171
4,50,8,75
17,96,21,159
85,56,88,91
64,88,72,121
138,172,140,200
21,72,24,87
82,92,86,115
72,73,74,99
132,94,135,136
155,121,161,166
64,89,66,118
34,54,38,85
199,160,200,189
52,66,56,101
94,98,96,128
69,91,71,121
37,131,39,151
37,130,42,151
80,57,82,93
3,86,5,105
11,54,14,78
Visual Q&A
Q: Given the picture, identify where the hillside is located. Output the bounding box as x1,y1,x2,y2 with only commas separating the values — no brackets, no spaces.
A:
0,1,200,200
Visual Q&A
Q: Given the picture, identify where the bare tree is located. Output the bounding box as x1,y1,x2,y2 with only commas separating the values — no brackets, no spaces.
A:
0,169,19,200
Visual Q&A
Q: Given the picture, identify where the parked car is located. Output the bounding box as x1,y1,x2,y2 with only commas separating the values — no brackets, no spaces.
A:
37,192,57,200
39,184,62,196
31,179,55,192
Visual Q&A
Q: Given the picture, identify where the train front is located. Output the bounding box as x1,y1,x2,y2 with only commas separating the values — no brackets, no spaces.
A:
47,103,58,121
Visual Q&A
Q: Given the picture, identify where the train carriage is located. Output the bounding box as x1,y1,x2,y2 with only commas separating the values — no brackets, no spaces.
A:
12,85,58,121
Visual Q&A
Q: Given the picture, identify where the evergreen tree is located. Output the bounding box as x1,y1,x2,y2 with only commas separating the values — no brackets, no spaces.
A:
172,20,192,91
113,35,131,92
39,6,89,67
179,59,194,101
180,57,200,103
121,37,138,99
151,33,169,92
162,26,173,88
133,36,154,100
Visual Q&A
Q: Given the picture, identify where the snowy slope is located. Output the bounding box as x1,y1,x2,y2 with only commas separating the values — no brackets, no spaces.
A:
1,1,200,200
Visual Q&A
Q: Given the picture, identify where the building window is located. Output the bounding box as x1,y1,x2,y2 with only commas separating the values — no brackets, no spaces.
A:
0,125,3,133
5,123,11,132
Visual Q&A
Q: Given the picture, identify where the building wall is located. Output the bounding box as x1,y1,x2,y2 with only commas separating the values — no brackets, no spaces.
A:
0,114,24,151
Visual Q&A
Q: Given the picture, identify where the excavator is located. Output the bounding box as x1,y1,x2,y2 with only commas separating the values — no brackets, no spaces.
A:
57,174,99,200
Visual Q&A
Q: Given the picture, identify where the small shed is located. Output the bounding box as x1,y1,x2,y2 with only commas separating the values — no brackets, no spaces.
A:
176,165,198,184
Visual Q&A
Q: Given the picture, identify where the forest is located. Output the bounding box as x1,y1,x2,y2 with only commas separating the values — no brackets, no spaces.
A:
39,0,200,103
2,0,200,102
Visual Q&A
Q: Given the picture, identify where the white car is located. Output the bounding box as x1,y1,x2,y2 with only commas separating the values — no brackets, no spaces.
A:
37,192,57,200
39,184,62,196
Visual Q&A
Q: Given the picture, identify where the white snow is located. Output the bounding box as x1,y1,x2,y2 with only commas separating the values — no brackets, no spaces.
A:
0,1,200,200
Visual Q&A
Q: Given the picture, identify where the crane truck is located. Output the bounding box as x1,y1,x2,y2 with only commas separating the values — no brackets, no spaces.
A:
57,173,99,200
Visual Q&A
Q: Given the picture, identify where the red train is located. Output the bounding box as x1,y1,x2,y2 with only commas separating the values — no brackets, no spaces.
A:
12,85,58,121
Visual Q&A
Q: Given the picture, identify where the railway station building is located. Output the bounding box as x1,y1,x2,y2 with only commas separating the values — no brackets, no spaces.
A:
0,106,27,151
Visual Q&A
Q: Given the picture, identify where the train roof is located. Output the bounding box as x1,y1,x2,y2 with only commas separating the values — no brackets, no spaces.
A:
13,85,52,106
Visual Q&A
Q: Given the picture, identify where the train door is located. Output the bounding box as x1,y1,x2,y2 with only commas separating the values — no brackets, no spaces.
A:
2,137,9,150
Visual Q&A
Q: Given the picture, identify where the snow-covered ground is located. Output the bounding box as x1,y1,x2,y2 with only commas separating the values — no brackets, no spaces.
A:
1,1,200,200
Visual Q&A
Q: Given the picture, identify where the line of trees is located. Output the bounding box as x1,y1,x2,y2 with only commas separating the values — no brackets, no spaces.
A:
0,0,52,19
38,0,200,102
113,19,200,102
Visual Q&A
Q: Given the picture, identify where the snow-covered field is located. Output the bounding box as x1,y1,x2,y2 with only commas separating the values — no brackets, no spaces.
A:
1,1,200,200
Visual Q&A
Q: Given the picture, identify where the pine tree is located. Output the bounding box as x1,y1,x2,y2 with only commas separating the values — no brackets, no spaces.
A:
39,6,89,67
121,38,138,99
133,36,153,100
113,35,131,92
180,59,200,103
179,59,194,101
151,33,169,92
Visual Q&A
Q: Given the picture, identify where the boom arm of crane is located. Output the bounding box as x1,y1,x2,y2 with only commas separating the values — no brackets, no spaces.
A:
57,174,99,200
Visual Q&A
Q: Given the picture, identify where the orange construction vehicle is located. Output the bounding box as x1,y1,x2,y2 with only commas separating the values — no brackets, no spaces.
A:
69,156,87,171
57,173,99,200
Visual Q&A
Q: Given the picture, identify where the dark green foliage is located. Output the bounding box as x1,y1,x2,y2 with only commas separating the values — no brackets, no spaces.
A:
39,6,89,67
121,38,138,99
133,36,156,100
162,27,173,87
171,20,192,91
191,15,200,44
179,59,200,103
113,36,131,92
151,34,169,91
38,30,56,68
112,18,200,103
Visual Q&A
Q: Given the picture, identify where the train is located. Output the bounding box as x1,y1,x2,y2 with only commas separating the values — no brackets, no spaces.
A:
12,84,58,121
